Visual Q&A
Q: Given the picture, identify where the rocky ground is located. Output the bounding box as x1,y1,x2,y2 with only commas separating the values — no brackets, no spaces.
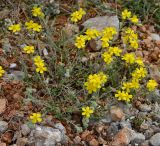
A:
0,0,160,146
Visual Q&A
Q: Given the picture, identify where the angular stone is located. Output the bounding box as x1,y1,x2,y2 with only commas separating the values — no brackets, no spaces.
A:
150,33,160,41
111,127,145,146
82,15,119,33
9,63,17,69
54,123,66,134
16,138,28,146
28,125,68,146
139,104,151,112
110,106,125,121
0,121,8,133
89,139,99,146
149,133,160,146
21,124,31,136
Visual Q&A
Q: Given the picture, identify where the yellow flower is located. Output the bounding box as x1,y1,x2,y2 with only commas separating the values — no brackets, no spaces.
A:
115,90,132,102
8,24,21,33
122,53,135,64
84,72,107,94
108,47,122,56
32,6,44,17
130,15,139,24
79,8,86,15
135,57,144,66
25,20,42,32
82,106,94,118
101,36,110,48
130,40,138,49
36,63,47,74
122,28,138,49
98,72,108,84
122,82,133,92
23,46,35,54
100,27,117,49
25,20,34,29
30,113,42,124
147,79,158,91
122,9,131,20
130,78,140,89
85,29,100,40
34,56,47,74
102,52,113,65
71,8,86,23
75,35,87,49
32,23,42,32
132,67,147,79
34,56,44,65
102,27,117,40
0,66,5,77
125,28,134,34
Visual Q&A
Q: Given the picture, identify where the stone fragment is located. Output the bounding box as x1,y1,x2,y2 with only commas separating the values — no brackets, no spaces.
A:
149,133,160,146
0,121,8,133
110,106,125,121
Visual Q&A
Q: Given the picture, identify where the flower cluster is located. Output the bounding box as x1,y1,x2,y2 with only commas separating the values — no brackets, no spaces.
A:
71,8,86,23
115,66,148,102
84,72,107,94
147,79,158,91
8,6,43,33
30,113,42,124
102,47,122,65
0,66,5,77
34,56,47,74
25,20,42,32
122,9,139,24
8,24,21,33
75,27,117,49
122,28,139,49
75,35,87,49
32,6,44,17
23,45,35,54
122,53,135,64
122,79,140,93
101,27,117,48
82,106,94,118
131,67,147,80
115,90,133,102
85,28,100,40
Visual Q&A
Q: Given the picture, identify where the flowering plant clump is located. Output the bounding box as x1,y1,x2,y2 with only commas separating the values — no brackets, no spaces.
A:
72,7,158,108
30,113,42,124
2,1,159,130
